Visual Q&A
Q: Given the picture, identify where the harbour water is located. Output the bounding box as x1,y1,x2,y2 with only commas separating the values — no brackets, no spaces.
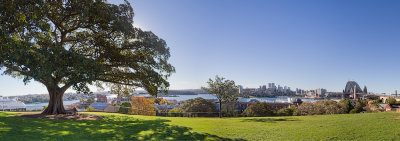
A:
25,100,80,111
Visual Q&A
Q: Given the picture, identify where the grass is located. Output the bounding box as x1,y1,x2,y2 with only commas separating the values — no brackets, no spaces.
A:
0,112,399,141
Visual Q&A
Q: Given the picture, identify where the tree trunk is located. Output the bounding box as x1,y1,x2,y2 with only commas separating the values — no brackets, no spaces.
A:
219,100,222,118
42,86,67,115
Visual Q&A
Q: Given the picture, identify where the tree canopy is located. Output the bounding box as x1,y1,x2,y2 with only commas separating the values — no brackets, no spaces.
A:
0,0,174,114
202,75,238,118
179,97,216,113
131,96,156,116
242,102,274,117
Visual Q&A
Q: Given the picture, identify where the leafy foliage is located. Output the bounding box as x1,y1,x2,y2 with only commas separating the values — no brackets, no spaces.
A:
349,100,367,114
168,108,182,117
386,97,397,105
202,75,238,118
151,98,175,105
42,106,48,111
277,107,295,116
294,100,347,116
179,97,216,113
221,103,239,117
80,96,95,104
242,102,274,117
375,98,383,104
118,101,132,114
131,97,156,116
0,0,174,114
86,106,94,112
338,99,354,113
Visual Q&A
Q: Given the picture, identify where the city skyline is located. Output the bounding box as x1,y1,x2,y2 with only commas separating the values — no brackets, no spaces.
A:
2,0,400,96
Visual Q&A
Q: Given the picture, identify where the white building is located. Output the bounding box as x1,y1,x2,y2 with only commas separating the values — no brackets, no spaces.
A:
0,96,26,111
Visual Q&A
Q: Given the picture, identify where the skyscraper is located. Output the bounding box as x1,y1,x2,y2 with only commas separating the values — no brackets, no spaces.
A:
238,85,243,94
316,88,327,97
268,83,275,89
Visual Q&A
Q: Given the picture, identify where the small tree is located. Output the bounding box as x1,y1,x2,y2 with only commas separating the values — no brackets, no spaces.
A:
86,106,94,112
152,98,175,105
386,97,397,105
375,98,383,104
350,100,367,114
131,97,156,116
118,101,132,114
242,102,274,117
180,97,216,117
202,75,238,118
339,99,354,113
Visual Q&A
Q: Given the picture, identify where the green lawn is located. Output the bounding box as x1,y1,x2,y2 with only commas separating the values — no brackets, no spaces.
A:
0,112,399,141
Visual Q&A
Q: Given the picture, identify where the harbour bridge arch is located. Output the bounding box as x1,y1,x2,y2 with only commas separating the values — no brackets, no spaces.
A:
344,81,363,94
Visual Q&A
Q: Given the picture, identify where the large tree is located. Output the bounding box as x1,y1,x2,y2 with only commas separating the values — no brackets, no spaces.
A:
0,0,175,115
202,75,238,118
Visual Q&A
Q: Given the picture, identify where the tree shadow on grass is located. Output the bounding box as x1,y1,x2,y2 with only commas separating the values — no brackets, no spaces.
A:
241,118,298,123
0,113,246,141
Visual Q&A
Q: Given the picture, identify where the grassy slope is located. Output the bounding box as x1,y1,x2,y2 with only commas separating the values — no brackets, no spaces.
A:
0,112,399,141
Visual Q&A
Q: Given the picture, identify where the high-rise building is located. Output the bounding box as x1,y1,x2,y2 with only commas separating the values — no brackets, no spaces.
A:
296,88,303,95
262,85,267,91
363,86,368,94
278,85,283,92
268,83,276,90
238,85,243,94
316,88,327,97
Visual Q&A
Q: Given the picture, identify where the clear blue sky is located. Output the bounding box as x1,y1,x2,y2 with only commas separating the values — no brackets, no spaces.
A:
1,0,400,96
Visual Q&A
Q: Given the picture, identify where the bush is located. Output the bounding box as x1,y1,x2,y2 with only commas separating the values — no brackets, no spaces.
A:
152,98,175,105
294,102,313,116
386,97,397,104
350,100,366,114
375,98,383,104
180,97,217,116
222,103,239,117
42,106,48,111
118,101,132,114
338,99,353,113
242,102,274,117
294,100,347,116
86,106,94,112
131,97,156,116
277,107,295,116
168,108,182,117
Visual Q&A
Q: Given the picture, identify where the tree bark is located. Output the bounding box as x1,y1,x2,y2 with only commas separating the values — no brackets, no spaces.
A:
42,86,67,115
219,100,222,118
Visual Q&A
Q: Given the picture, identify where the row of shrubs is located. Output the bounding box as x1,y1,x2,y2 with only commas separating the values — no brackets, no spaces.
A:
165,99,376,117
244,99,377,117
116,96,382,117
